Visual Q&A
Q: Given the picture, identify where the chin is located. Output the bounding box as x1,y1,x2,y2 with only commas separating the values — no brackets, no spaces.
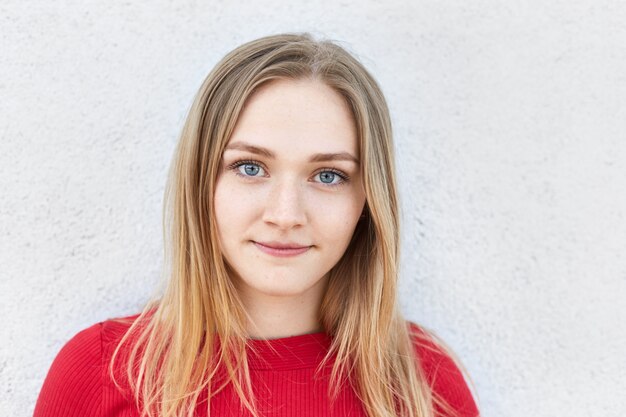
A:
236,270,327,299
251,280,317,298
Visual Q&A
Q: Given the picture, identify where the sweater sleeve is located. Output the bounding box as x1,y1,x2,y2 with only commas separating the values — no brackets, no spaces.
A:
33,323,103,417
409,323,479,417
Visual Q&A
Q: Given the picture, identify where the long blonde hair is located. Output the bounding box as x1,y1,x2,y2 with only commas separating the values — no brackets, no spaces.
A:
112,33,454,417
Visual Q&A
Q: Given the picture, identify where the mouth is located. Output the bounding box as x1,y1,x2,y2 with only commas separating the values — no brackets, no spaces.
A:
253,241,312,257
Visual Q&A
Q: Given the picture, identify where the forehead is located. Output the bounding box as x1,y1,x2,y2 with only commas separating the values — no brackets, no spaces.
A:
227,78,358,158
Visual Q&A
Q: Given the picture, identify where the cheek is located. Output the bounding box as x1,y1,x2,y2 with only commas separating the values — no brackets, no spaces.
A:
214,179,228,227
214,177,255,237
314,193,364,244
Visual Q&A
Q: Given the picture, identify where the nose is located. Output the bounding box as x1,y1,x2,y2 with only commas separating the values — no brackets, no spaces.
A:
262,177,307,230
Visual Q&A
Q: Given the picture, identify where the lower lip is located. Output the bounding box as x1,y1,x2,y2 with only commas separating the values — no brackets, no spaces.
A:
253,242,311,257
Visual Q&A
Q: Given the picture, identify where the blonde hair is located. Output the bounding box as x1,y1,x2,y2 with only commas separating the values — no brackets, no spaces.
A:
112,33,460,417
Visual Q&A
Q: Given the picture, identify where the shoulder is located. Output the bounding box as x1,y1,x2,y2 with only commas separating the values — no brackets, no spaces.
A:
34,322,104,417
408,322,480,417
34,314,140,417
100,313,141,347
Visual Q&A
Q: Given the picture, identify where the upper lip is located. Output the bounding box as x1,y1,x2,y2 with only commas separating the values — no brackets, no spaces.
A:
255,241,311,249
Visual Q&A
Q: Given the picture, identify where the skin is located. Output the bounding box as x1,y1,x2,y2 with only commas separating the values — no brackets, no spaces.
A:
214,78,366,339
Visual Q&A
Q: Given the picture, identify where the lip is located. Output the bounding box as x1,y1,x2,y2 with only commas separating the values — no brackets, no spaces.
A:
253,241,312,257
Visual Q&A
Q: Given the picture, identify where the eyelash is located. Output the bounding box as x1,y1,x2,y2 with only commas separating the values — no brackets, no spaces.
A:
226,159,350,188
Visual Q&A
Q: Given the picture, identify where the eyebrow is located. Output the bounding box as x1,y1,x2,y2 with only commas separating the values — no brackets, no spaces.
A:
224,141,359,164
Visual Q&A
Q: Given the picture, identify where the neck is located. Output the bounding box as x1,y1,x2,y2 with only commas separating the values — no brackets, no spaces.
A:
237,280,327,340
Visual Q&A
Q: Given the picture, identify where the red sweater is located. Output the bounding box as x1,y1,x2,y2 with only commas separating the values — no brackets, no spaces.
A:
34,317,478,417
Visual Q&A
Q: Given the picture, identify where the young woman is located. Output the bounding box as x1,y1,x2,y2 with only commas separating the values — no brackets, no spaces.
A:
34,33,479,417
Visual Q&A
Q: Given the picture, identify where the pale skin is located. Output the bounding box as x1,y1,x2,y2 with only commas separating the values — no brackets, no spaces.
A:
214,78,366,339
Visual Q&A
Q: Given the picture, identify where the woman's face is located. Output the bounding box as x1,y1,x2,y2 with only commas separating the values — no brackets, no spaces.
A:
214,78,366,305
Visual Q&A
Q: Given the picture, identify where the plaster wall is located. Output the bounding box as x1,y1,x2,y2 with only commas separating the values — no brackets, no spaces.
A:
1,1,625,416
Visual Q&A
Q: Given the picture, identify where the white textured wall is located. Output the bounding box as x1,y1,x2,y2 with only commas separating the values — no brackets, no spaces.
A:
2,1,625,416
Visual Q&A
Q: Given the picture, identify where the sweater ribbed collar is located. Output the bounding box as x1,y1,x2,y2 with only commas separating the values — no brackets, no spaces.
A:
246,332,332,370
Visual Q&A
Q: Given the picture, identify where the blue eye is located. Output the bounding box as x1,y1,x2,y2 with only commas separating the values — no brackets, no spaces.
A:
319,171,337,184
315,170,347,186
235,162,265,177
